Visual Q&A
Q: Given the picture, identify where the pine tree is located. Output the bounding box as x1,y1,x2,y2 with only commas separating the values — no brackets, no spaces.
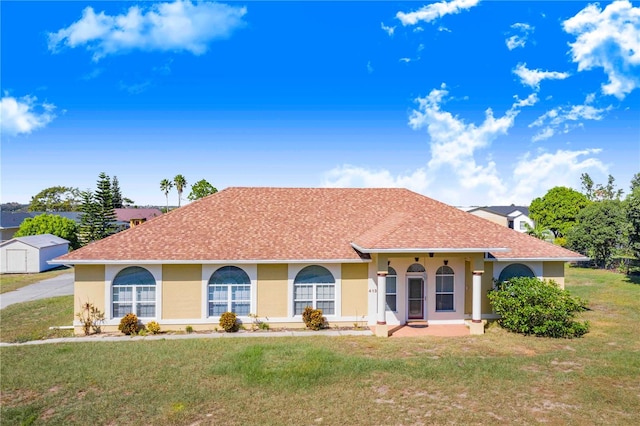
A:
95,172,117,239
78,190,100,245
112,176,123,208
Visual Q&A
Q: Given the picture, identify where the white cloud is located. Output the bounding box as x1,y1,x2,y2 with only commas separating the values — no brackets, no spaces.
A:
48,1,247,61
321,86,605,205
322,165,430,194
530,95,612,142
510,149,607,202
563,0,640,99
513,63,570,90
505,22,534,50
367,61,374,74
399,57,411,63
396,0,480,26
381,22,395,36
0,95,56,137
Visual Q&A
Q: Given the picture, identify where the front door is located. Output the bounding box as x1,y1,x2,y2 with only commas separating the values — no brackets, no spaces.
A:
407,277,424,320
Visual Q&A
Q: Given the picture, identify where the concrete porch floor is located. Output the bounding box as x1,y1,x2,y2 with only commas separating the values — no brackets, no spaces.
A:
387,322,470,337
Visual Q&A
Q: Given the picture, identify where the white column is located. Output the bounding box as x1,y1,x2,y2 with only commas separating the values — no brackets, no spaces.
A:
472,271,482,323
377,272,387,325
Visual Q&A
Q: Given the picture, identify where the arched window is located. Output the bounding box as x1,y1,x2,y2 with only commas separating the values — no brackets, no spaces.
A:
294,265,335,315
386,267,397,312
498,263,535,282
435,265,454,312
112,267,156,318
407,263,426,273
208,266,251,316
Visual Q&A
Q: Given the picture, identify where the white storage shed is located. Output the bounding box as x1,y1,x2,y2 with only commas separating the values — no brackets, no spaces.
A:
0,234,69,273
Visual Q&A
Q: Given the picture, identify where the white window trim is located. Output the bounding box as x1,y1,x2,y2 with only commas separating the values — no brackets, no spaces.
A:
105,264,162,323
288,263,341,318
386,272,397,312
493,262,542,282
406,270,427,322
202,264,257,320
435,268,455,312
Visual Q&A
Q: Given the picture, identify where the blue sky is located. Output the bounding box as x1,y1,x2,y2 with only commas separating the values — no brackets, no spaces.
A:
2,0,639,207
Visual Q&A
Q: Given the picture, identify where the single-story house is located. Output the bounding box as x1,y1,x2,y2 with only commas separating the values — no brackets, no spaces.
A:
1,212,83,242
1,234,70,273
53,188,586,336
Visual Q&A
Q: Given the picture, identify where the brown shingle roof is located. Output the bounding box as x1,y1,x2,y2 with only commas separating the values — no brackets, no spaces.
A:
55,187,586,263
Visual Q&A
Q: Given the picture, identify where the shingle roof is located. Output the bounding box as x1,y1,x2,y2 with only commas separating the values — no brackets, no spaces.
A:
485,205,530,217
2,234,69,249
55,187,585,263
114,208,162,222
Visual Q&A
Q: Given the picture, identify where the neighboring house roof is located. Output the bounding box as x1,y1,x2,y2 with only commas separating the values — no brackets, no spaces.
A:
55,187,586,264
114,208,162,222
1,234,69,249
485,205,530,217
0,212,33,229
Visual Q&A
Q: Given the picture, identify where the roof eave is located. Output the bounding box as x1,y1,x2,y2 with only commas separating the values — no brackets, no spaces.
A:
49,258,373,265
350,242,510,254
489,257,590,262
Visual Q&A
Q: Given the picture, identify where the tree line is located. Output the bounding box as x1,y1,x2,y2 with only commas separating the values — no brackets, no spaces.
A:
160,175,217,211
529,173,640,272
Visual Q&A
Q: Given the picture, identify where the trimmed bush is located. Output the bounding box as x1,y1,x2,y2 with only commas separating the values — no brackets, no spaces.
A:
219,312,239,332
118,313,140,335
146,321,161,334
302,306,327,330
488,277,589,338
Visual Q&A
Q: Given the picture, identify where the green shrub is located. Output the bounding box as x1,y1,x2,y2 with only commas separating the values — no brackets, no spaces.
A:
219,312,239,332
118,313,140,335
146,321,161,334
258,321,270,331
76,302,105,335
185,325,194,334
488,277,589,338
302,306,327,330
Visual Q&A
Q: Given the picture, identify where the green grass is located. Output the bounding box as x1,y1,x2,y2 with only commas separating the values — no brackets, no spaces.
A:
1,266,639,425
0,267,72,294
0,296,74,343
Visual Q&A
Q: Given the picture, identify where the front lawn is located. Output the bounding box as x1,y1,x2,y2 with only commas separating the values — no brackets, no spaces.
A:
0,267,72,294
1,266,638,425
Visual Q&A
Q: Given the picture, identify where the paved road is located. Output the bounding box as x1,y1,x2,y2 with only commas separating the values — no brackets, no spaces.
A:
1,272,74,310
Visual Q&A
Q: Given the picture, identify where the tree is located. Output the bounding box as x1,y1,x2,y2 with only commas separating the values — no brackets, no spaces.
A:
631,173,640,192
187,179,218,201
14,213,79,249
581,173,623,201
523,223,554,243
111,176,123,208
529,187,590,238
567,199,627,269
627,184,640,264
174,174,187,207
160,179,173,211
28,186,81,212
78,173,117,245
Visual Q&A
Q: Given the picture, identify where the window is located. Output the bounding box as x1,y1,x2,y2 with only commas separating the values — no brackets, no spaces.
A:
407,263,425,273
112,267,156,318
386,267,397,312
519,221,527,231
208,266,251,316
294,265,335,315
435,265,454,312
498,263,535,283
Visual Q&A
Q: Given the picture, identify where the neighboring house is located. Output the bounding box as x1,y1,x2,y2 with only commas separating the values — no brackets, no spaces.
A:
1,234,69,273
0,212,83,242
464,205,534,233
53,188,586,337
114,208,163,229
0,212,32,242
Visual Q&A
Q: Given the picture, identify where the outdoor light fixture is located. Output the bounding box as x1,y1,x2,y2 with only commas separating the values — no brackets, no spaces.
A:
444,260,449,266
429,253,434,258
415,257,419,262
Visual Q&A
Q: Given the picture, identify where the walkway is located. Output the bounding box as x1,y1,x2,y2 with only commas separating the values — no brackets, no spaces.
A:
0,272,74,310
389,322,470,337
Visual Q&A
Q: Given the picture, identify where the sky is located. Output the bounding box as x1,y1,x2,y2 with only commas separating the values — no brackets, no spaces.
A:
1,0,639,207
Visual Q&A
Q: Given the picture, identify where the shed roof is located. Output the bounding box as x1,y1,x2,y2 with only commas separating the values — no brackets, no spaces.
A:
2,234,69,249
54,187,585,264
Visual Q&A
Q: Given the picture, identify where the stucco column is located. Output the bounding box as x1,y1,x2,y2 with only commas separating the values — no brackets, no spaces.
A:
377,272,387,325
472,271,483,323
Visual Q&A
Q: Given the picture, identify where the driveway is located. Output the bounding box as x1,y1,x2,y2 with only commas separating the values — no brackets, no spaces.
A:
1,272,74,310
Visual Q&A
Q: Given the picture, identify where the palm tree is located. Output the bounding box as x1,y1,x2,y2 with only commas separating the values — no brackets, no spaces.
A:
160,179,173,212
173,174,187,207
524,222,555,243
